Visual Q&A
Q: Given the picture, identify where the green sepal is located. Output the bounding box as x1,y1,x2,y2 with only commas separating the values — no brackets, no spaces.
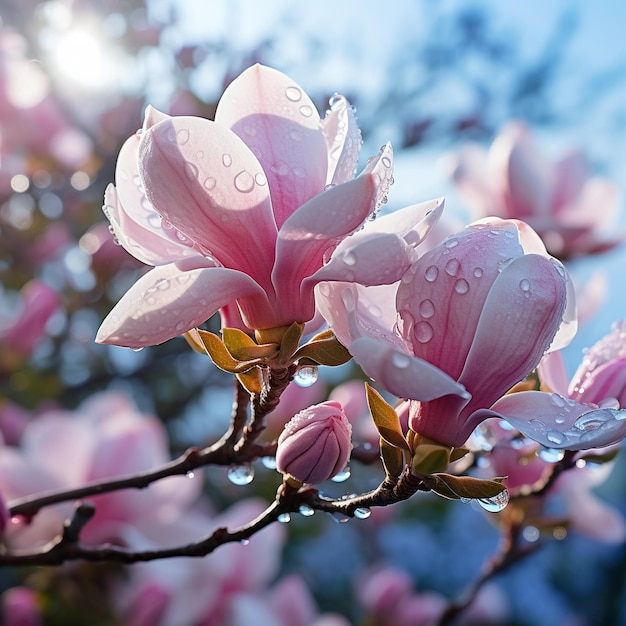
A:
380,437,405,479
278,322,305,363
365,383,410,452
237,368,263,395
411,444,451,475
196,330,262,374
425,473,507,500
293,332,352,367
222,327,280,361
449,447,470,463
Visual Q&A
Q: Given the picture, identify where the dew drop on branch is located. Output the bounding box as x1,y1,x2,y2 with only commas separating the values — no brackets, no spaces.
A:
227,463,255,485
477,489,509,513
331,465,351,482
294,366,318,387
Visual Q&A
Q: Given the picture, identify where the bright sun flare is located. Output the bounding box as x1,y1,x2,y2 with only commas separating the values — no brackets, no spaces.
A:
52,28,112,90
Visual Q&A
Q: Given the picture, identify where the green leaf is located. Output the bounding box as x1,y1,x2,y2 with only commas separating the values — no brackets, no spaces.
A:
196,330,262,374
293,334,352,366
449,447,470,463
278,322,305,363
365,383,410,452
430,473,507,500
222,327,279,361
380,438,405,478
411,444,451,475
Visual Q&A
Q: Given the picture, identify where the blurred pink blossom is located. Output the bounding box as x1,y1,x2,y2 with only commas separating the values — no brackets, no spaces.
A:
447,122,625,259
1,587,41,626
276,400,352,484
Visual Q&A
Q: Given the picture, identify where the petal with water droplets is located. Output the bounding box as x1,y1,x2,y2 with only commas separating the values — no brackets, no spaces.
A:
486,390,626,450
96,264,268,348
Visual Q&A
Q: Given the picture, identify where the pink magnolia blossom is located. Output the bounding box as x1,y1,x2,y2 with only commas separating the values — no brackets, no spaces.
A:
96,64,442,348
1,587,41,626
0,392,201,549
319,217,576,448
275,400,352,484
447,122,625,259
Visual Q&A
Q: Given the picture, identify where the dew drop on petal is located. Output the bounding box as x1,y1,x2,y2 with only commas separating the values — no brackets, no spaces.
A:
176,129,190,145
343,251,356,266
277,513,291,523
391,352,411,369
550,394,566,408
299,105,313,117
538,447,565,463
234,170,255,193
444,237,459,249
445,259,460,276
381,156,392,168
285,86,302,101
294,366,318,387
454,278,469,294
222,153,232,167
240,539,250,545
419,299,435,318
546,430,566,445
184,162,199,181
331,466,351,482
186,471,195,478
227,463,255,485
414,321,433,344
329,93,343,109
573,413,604,431
424,265,439,282
477,489,509,513
204,177,217,190
354,507,371,520
473,267,484,278
299,504,315,517
519,278,531,292
255,172,267,186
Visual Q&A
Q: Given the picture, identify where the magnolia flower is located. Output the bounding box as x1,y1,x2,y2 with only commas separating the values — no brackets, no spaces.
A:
275,401,352,484
96,64,442,348
1,587,41,626
318,218,576,448
446,121,624,259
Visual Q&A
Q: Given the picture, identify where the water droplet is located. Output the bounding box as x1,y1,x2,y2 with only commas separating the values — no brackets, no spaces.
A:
424,265,439,282
477,489,509,513
222,153,232,167
445,259,460,276
176,128,190,145
473,267,484,278
354,507,371,520
574,413,604,431
497,257,513,272
285,86,302,101
294,366,319,387
343,251,356,266
454,278,469,294
155,278,170,291
444,237,459,249
234,170,255,193
204,177,217,190
538,447,565,463
240,539,250,545
414,321,433,343
329,93,343,109
331,466,351,482
392,352,411,369
227,464,255,485
298,504,315,517
519,278,530,292
184,162,198,181
299,105,313,117
186,471,195,479
131,346,144,352
261,456,277,470
550,394,566,408
419,299,435,318
331,512,350,523
545,430,565,445
255,172,267,186
381,156,392,168
277,513,291,523
196,151,204,159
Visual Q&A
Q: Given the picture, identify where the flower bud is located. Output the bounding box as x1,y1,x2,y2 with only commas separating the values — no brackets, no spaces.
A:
276,401,352,484
2,587,41,626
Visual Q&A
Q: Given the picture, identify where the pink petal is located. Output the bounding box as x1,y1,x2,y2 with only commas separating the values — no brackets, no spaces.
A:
322,94,361,186
350,337,467,402
486,390,626,450
396,220,526,381
139,114,277,292
459,254,567,411
538,351,570,396
215,64,328,229
551,149,588,212
104,184,197,266
96,263,268,347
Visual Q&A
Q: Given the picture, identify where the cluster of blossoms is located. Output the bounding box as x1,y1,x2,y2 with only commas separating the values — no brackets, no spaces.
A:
3,62,626,624
94,63,626,491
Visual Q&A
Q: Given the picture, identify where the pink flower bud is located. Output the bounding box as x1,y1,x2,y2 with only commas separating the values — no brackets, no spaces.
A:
276,401,352,484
